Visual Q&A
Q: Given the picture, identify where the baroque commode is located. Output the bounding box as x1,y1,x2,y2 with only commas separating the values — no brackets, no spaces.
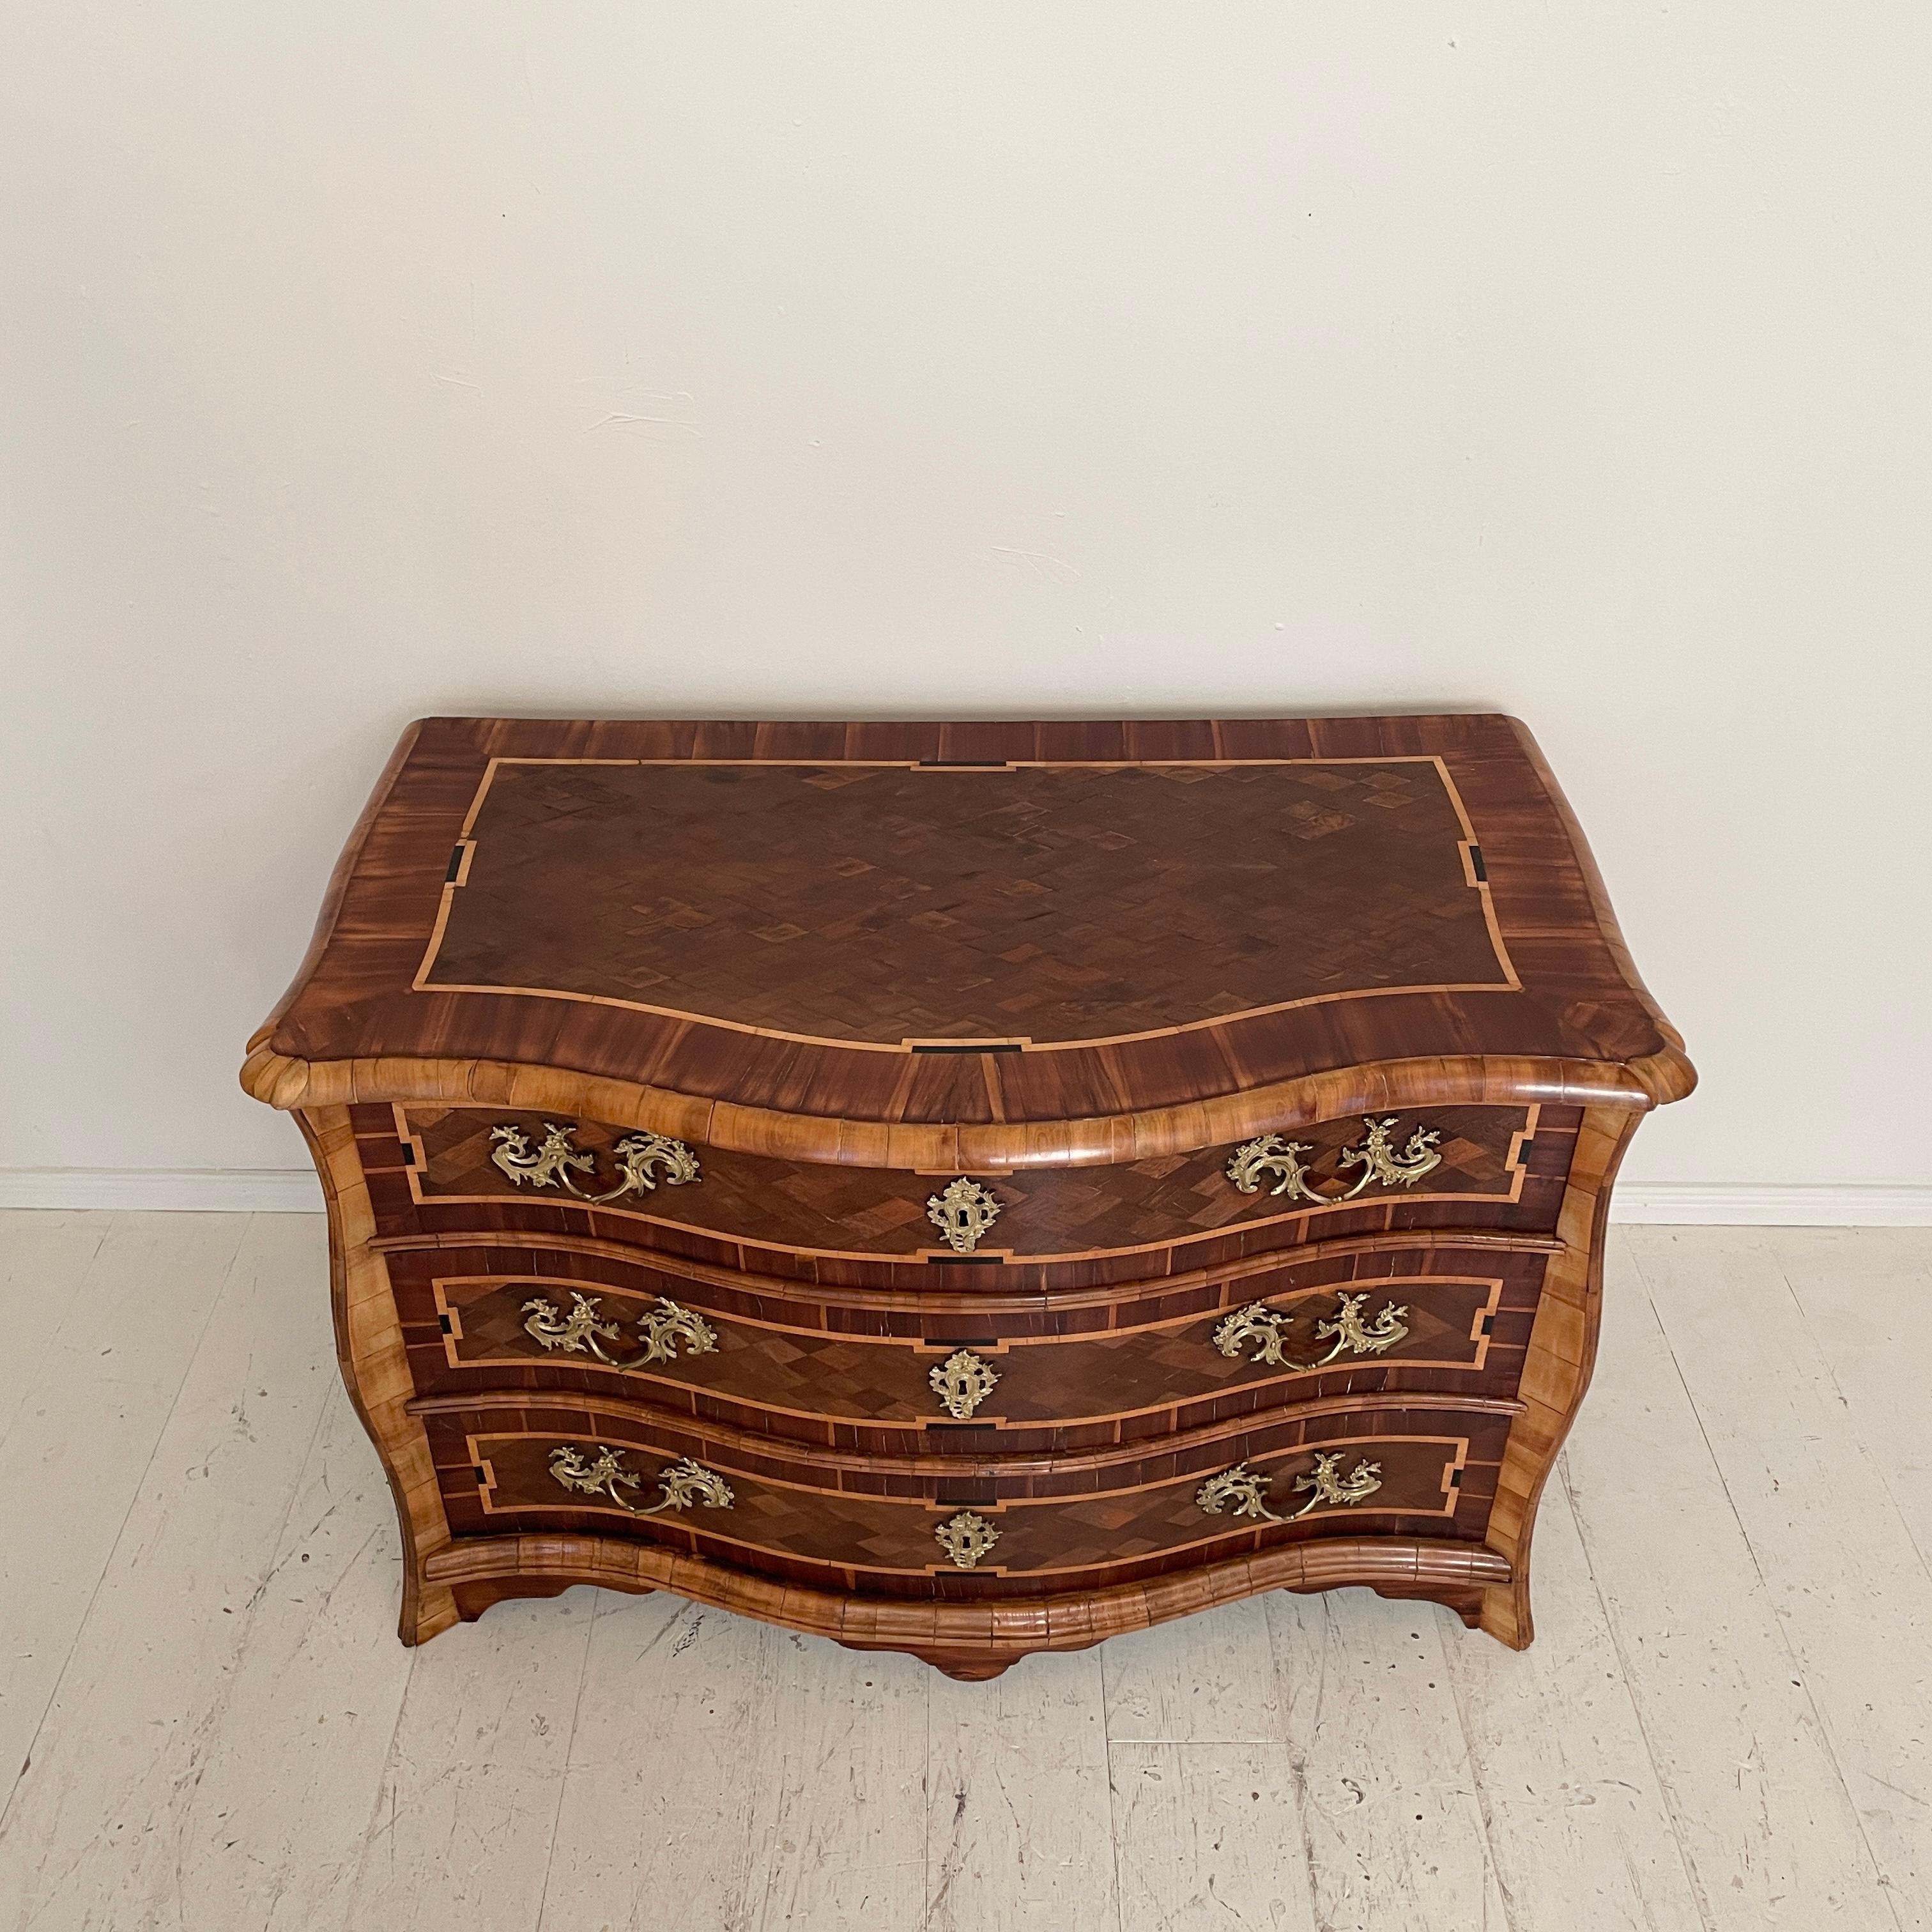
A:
241,712,1692,1678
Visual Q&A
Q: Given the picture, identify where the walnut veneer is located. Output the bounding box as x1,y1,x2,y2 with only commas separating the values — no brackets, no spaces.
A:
244,714,1692,1677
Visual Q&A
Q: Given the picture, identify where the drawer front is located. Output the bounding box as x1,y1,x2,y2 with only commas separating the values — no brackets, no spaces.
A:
372,1100,1551,1270
388,1238,1549,1447
426,1401,1508,1590
420,1264,1510,1429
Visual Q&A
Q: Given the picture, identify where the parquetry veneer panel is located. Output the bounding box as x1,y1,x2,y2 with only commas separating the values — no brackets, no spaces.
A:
422,760,1514,1046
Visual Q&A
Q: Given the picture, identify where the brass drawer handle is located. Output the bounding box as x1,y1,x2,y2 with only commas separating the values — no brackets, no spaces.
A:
928,1349,1000,1420
1225,1115,1442,1204
926,1177,1002,1254
1196,1453,1382,1525
935,1510,1002,1569
1212,1292,1409,1370
547,1445,734,1517
522,1291,718,1369
489,1122,700,1203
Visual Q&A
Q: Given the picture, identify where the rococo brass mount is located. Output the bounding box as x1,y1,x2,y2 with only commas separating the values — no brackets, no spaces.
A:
928,1349,1001,1420
546,1445,735,1517
490,1121,700,1204
1195,1453,1384,1524
926,1177,1002,1254
934,1510,1002,1569
1212,1292,1411,1370
1225,1115,1443,1204
522,1291,719,1369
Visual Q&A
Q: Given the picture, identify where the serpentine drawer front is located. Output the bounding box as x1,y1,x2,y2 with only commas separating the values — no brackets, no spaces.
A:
378,1100,1548,1265
391,1238,1539,1448
243,713,1692,1676
415,1398,1510,1591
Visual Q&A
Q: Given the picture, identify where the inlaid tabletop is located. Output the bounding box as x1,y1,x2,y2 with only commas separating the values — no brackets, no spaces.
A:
420,758,1515,1050
254,714,1690,1133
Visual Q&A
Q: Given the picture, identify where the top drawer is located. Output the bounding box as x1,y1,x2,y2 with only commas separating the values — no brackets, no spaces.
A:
358,1100,1572,1281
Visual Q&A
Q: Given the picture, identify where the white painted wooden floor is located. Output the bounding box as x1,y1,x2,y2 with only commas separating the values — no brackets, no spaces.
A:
1,1215,1927,1931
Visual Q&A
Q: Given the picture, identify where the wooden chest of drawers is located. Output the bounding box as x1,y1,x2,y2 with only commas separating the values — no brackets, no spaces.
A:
243,714,1692,1678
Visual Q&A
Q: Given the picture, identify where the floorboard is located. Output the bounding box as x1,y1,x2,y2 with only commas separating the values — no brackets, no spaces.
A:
1630,1228,1932,1922
0,1213,248,1842
165,1375,418,1932
1265,1588,1511,1930
740,1637,928,1932
341,1577,590,1928
535,1592,781,1932
1774,1229,1932,1565
1101,1595,1281,1745
1565,1238,1899,1929
1439,1475,1705,1930
926,1646,1118,1931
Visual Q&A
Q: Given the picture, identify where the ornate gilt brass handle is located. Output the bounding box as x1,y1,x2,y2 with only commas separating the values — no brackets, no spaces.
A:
489,1122,700,1204
523,1291,719,1370
926,1177,1002,1254
1212,1292,1410,1371
935,1510,1002,1569
547,1445,734,1517
1195,1453,1383,1525
1224,1116,1442,1205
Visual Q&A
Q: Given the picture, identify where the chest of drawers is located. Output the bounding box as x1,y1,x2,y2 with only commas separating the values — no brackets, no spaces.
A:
243,714,1692,1678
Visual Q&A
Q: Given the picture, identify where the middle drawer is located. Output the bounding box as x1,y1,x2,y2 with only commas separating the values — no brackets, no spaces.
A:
387,1234,1550,1453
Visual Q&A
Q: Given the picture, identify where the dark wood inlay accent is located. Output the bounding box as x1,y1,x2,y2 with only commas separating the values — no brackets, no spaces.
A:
910,1042,1026,1054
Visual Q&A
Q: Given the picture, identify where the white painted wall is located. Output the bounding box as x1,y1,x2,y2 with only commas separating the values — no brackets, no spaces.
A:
4,6,1929,1205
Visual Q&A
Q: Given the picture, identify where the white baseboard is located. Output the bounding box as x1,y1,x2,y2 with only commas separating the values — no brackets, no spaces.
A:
2,1169,1929,1227
0,1169,326,1213
1608,1184,1932,1227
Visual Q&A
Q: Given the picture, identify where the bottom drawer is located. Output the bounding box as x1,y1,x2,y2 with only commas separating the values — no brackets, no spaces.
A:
423,1397,1510,1595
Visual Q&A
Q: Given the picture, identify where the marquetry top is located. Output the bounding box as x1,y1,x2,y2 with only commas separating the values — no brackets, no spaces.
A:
243,715,1692,1163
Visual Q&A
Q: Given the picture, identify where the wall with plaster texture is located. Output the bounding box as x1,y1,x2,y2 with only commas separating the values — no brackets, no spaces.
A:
3,6,1928,1187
